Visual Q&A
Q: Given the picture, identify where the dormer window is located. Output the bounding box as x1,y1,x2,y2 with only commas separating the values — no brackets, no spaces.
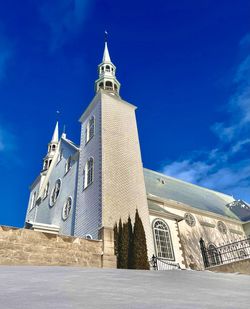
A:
85,116,95,144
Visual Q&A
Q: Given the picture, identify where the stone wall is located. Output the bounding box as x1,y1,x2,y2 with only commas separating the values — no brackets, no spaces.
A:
0,226,107,267
207,259,250,275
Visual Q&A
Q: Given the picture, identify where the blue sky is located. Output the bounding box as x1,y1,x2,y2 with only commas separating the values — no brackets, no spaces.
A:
0,0,250,227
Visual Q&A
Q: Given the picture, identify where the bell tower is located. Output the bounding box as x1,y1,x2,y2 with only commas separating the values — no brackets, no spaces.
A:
75,37,153,262
95,40,121,96
42,121,59,172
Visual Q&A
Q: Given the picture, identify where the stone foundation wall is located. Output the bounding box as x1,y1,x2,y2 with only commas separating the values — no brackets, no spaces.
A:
208,259,250,275
0,226,105,267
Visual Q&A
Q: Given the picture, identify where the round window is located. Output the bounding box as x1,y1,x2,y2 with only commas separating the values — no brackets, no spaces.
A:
50,179,61,207
184,213,196,227
62,197,72,220
217,221,227,234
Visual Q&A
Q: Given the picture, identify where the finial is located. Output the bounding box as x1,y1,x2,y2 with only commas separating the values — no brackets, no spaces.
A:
104,30,108,43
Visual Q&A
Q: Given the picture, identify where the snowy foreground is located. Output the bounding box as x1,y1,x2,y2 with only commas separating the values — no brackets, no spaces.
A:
0,266,249,309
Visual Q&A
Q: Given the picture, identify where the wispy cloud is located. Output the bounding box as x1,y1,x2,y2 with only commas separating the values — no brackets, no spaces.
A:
0,122,21,168
0,124,16,153
37,0,93,51
161,33,250,202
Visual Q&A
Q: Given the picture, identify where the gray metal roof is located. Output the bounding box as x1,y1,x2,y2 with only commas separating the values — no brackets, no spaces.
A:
143,168,241,221
148,200,183,221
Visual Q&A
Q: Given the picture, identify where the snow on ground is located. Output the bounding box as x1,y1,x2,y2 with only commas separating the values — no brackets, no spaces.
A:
0,266,249,309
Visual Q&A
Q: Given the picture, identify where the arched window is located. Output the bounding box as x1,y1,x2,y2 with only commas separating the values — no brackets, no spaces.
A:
50,179,61,206
85,116,95,144
65,156,72,174
43,160,48,170
30,191,37,210
208,244,221,266
114,84,118,91
153,219,174,260
43,182,49,199
105,81,113,89
83,157,94,189
52,144,56,150
62,197,72,220
217,221,227,234
99,82,104,89
105,65,110,72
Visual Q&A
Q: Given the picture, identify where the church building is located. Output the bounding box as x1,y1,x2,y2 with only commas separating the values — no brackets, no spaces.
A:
25,41,250,270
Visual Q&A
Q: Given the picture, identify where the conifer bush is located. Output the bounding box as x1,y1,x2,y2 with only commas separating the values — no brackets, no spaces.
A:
131,209,149,270
114,211,149,270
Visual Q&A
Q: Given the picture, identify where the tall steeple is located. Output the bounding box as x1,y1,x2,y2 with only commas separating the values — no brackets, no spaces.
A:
42,122,59,171
95,34,121,96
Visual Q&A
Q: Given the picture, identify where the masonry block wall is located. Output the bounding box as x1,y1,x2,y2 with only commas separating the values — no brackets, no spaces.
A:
0,226,113,267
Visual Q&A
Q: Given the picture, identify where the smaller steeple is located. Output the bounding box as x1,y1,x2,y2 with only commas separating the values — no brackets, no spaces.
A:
95,32,121,96
42,122,59,172
51,121,59,143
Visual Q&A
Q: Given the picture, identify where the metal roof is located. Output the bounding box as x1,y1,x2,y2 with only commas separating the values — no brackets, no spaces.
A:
143,168,242,221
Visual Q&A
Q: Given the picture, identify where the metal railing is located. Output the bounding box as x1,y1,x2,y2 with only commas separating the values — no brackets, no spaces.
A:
149,255,181,270
200,237,250,268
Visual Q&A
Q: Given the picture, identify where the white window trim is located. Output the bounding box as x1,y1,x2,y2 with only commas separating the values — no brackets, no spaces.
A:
83,157,94,190
152,218,175,261
42,182,50,200
64,156,72,175
49,179,62,207
30,191,37,210
85,116,95,145
62,196,72,221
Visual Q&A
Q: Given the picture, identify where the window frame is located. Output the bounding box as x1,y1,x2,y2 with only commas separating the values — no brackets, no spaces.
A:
43,182,50,200
83,157,94,190
184,213,196,227
65,156,72,175
62,196,72,221
217,221,227,234
49,179,62,207
30,191,37,210
85,116,95,145
152,219,175,261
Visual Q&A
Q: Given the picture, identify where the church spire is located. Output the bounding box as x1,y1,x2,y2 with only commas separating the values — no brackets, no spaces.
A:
102,41,111,63
95,33,121,96
51,121,59,143
42,122,59,172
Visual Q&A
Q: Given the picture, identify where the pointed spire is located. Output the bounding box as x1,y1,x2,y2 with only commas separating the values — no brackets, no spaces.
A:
95,32,121,96
51,121,59,143
102,41,111,63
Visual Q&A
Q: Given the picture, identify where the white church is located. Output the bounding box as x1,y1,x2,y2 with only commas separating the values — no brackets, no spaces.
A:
25,41,250,270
